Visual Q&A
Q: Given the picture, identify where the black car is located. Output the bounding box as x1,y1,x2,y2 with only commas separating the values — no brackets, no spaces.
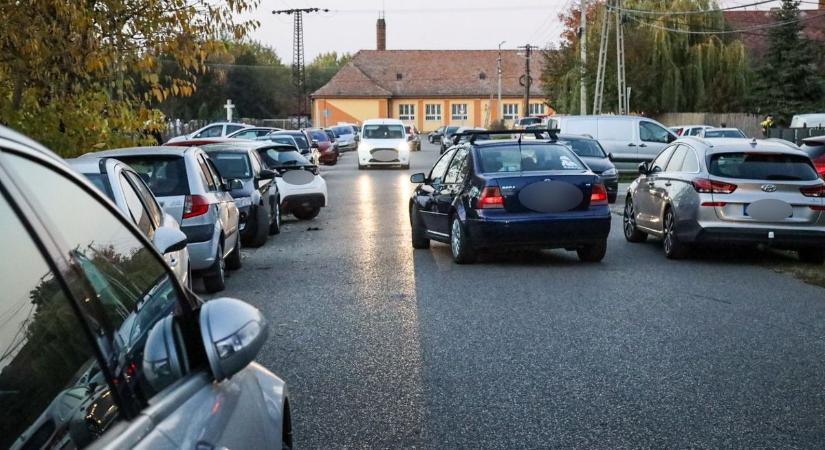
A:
557,134,619,203
409,130,611,264
203,143,281,246
428,126,445,144
439,125,462,154
800,135,825,179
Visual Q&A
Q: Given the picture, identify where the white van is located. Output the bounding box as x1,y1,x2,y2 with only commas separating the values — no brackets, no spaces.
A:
547,115,677,171
357,118,411,169
790,114,825,129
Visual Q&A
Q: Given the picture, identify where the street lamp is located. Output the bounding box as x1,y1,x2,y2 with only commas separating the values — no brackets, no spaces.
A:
497,41,505,124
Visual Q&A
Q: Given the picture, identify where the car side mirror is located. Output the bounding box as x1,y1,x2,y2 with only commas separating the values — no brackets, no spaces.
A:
199,297,268,381
667,133,676,143
638,162,649,175
410,172,426,183
607,152,614,162
153,226,188,254
258,169,276,179
229,178,244,190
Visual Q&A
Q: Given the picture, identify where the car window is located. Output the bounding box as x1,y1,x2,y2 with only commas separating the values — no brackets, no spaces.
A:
270,136,296,146
195,125,222,138
363,125,405,139
115,156,189,197
478,144,585,173
310,130,329,142
124,171,163,226
430,148,456,184
709,152,819,181
444,148,470,184
225,125,245,134
249,151,263,174
688,127,702,136
680,147,700,172
651,146,676,173
640,121,671,143
559,139,606,158
665,145,688,172
290,134,310,150
704,129,745,138
332,126,351,135
232,130,258,139
120,173,154,236
260,149,311,167
210,152,252,179
204,157,225,188
196,155,217,191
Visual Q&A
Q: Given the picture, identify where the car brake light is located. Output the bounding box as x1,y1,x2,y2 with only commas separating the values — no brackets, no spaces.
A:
800,184,825,197
692,178,737,194
477,186,504,209
590,183,608,204
701,201,727,207
813,153,825,178
183,195,209,219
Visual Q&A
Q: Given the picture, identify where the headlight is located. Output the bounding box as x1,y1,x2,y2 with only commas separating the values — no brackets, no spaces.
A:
358,142,373,153
398,141,410,152
601,168,618,177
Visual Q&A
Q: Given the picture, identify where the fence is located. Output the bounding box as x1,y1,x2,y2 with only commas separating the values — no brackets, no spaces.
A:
160,117,309,142
767,126,825,144
653,112,763,138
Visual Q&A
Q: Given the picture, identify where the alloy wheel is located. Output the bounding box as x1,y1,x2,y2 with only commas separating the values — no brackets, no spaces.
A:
663,212,674,254
623,199,636,238
451,219,461,257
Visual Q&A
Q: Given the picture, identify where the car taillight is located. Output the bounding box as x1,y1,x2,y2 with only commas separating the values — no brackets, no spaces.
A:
183,195,209,219
800,184,825,197
476,186,504,209
590,183,608,205
813,153,825,178
692,178,737,194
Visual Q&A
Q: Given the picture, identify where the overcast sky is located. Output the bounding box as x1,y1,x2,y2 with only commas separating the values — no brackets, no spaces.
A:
244,0,798,63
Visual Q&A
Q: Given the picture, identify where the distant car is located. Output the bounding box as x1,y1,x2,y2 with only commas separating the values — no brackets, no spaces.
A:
405,125,421,151
453,127,490,145
203,143,282,247
701,128,746,139
439,125,462,154
227,127,283,140
255,143,328,220
67,157,192,287
623,137,825,262
308,128,339,165
514,117,543,129
358,118,411,169
166,122,251,143
90,146,242,292
259,133,300,149
791,113,825,129
557,134,619,203
429,125,446,143
670,125,712,137
329,124,358,151
409,131,611,264
274,130,318,165
800,135,825,178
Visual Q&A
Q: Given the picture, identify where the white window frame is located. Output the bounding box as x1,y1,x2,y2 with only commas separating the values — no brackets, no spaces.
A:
528,103,544,116
503,103,519,120
425,104,441,121
451,103,468,121
398,104,415,121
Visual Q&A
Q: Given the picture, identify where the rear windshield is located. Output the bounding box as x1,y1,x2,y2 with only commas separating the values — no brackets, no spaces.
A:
116,156,189,196
363,124,405,139
83,173,114,200
478,144,586,173
709,152,819,181
519,117,541,125
259,149,310,167
277,133,309,149
445,126,460,136
268,135,296,147
210,152,252,179
559,139,606,158
705,129,744,138
310,130,330,142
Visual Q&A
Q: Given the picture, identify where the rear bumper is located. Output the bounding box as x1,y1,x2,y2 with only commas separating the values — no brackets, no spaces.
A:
687,226,825,248
466,213,611,249
283,193,325,213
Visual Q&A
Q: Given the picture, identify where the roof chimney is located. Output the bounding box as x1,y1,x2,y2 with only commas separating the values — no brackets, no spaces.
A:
377,13,386,51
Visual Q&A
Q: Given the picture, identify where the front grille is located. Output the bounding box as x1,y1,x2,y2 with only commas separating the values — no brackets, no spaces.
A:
370,148,399,162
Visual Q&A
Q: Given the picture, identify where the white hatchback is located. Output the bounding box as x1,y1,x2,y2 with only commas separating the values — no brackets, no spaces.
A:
357,118,411,169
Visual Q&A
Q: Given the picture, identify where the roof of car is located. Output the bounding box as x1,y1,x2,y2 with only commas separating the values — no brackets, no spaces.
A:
706,127,743,131
802,135,825,145
88,146,193,158
0,125,66,166
65,156,120,174
274,130,306,135
556,134,596,141
362,118,404,125
201,141,295,152
678,137,805,155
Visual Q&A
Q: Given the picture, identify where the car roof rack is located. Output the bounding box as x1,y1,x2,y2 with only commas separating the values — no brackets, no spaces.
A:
452,128,560,145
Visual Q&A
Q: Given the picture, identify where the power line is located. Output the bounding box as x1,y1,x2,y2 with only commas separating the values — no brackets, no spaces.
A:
609,0,778,16
623,9,825,34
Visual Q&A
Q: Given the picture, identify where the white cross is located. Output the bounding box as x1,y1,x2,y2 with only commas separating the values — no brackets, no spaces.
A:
224,99,235,122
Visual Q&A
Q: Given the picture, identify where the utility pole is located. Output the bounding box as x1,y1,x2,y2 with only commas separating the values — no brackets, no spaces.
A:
615,2,627,115
518,44,533,119
579,0,587,115
592,0,610,115
497,41,505,123
272,8,329,126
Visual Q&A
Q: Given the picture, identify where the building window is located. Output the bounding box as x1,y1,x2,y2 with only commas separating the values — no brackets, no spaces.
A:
425,104,441,121
451,103,468,121
529,103,544,116
503,103,519,120
399,104,415,121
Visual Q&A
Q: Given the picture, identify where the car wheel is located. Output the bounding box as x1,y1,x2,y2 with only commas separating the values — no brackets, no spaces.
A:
246,206,269,247
225,235,242,270
623,197,648,243
662,208,688,259
269,201,281,235
358,162,365,170
294,206,320,220
577,240,607,262
798,247,825,264
410,204,430,249
450,216,476,264
401,163,410,170
203,243,226,293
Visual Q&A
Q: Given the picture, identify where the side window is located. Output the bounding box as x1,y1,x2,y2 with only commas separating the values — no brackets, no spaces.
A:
124,171,163,226
680,147,700,172
665,145,688,172
204,157,225,188
195,125,221,138
444,147,469,184
0,193,103,450
119,173,154,236
197,155,217,191
233,130,256,139
225,125,244,135
249,151,263,175
429,149,456,185
640,121,671,143
651,146,676,173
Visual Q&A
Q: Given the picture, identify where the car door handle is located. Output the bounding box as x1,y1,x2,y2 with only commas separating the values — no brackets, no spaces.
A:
627,143,636,147
639,143,647,147
664,181,672,187
647,181,654,187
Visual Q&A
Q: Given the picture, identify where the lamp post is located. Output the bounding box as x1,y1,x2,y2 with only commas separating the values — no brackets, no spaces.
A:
497,41,505,123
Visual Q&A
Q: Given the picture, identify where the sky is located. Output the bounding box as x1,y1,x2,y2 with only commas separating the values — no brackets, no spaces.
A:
244,0,806,63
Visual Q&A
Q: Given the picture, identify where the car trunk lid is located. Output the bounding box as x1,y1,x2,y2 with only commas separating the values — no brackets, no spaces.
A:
486,171,600,213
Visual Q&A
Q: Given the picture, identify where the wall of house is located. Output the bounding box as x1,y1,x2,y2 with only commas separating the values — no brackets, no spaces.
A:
312,98,384,128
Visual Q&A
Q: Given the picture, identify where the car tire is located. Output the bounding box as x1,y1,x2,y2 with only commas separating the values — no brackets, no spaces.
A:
798,247,825,264
269,201,281,235
226,235,242,270
662,208,688,259
577,240,607,262
401,163,410,170
294,206,320,220
246,206,269,248
450,216,477,264
203,243,226,293
358,162,365,170
623,196,648,243
410,204,430,249
608,192,617,204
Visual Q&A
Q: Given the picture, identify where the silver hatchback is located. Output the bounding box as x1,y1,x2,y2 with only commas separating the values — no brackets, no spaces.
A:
623,137,825,262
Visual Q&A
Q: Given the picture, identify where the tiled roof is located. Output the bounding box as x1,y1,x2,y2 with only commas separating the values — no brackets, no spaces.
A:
312,50,543,98
723,9,825,57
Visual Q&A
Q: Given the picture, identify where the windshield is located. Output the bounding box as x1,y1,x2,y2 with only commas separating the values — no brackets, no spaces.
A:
519,117,541,125
269,135,297,146
310,130,330,142
115,156,189,197
363,124,405,139
277,133,309,149
445,126,460,136
332,126,351,135
559,139,607,158
478,144,586,173
210,152,252,179
705,129,745,138
260,149,311,167
709,152,819,180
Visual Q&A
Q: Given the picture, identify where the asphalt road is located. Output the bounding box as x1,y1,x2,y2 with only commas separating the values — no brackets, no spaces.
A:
214,140,825,449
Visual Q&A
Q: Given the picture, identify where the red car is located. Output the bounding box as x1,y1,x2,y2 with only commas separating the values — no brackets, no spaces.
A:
307,128,339,165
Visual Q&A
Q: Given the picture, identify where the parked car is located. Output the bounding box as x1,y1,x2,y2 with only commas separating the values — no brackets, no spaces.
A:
90,146,242,292
203,143,282,247
405,124,422,151
67,157,192,287
547,115,677,172
799,135,825,178
791,113,825,129
274,130,318,164
358,119,411,169
329,124,358,151
514,117,543,128
701,127,747,138
557,134,619,203
0,125,291,450
227,126,283,139
670,125,712,137
259,132,300,148
254,143,329,220
308,128,339,165
439,125,463,154
429,125,446,143
166,122,252,143
623,137,825,261
409,130,611,264
453,127,490,144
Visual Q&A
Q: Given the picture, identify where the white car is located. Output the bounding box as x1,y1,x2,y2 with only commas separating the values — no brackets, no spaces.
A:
254,143,328,220
357,118,410,169
167,122,252,143
670,124,712,137
66,157,191,287
700,127,747,139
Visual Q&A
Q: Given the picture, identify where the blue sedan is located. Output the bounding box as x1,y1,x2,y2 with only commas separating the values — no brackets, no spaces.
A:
409,134,611,263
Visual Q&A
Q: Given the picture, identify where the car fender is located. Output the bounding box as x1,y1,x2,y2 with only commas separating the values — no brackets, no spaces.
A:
452,197,469,223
